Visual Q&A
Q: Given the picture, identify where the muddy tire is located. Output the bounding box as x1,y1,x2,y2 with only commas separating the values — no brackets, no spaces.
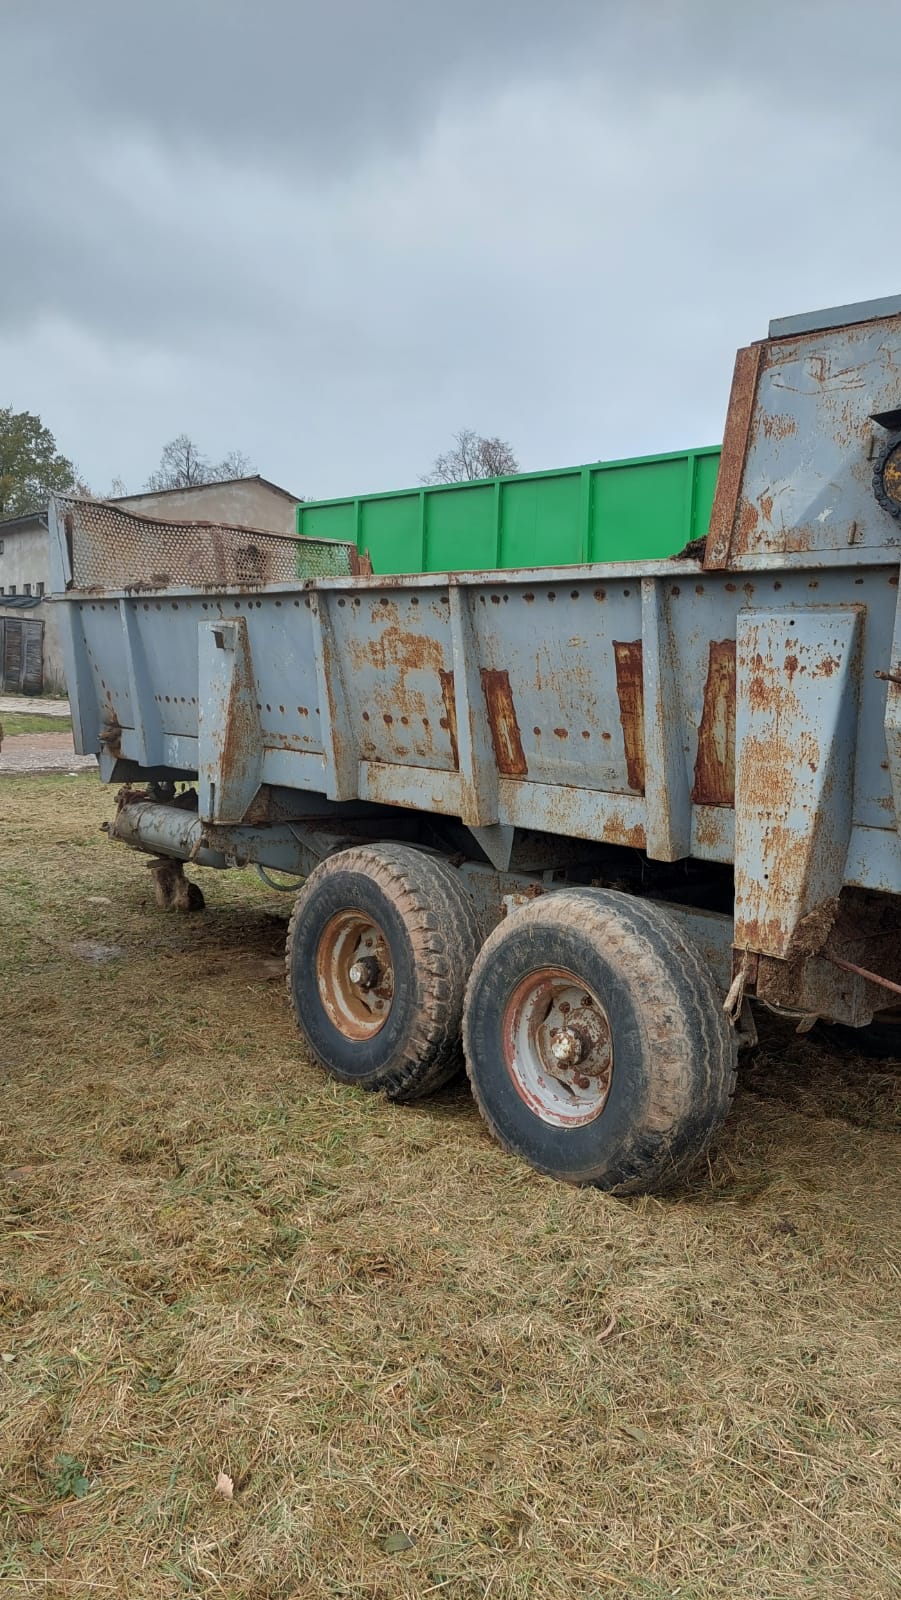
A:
285,843,482,1102
462,888,737,1193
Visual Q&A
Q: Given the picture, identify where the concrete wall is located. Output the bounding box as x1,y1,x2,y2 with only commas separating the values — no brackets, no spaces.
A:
0,517,50,592
0,517,67,693
115,478,298,534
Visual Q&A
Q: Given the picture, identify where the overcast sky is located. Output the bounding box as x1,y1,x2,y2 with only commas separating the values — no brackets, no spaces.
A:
2,1,898,502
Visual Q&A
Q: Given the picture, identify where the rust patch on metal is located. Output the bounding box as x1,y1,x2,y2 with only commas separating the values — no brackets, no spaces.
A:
736,498,761,549
704,341,764,569
602,817,647,850
692,806,728,852
612,641,645,795
350,623,445,675
348,547,374,577
480,668,528,777
760,411,797,441
691,639,736,805
814,654,842,678
100,717,122,760
438,669,460,770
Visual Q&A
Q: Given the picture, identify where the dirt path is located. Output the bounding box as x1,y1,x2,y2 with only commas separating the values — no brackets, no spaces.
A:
0,730,97,776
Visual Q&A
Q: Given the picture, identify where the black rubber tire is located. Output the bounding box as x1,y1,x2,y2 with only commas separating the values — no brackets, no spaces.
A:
462,888,738,1194
873,430,901,522
285,843,483,1102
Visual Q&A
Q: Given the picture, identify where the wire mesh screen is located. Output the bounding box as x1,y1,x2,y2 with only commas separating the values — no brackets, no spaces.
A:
56,497,359,592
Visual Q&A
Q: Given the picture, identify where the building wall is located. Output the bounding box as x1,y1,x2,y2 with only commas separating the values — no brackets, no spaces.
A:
115,479,298,534
0,517,67,693
0,518,50,592
0,608,66,694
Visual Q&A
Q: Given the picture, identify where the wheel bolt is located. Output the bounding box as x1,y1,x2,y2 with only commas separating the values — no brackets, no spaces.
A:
550,1028,583,1067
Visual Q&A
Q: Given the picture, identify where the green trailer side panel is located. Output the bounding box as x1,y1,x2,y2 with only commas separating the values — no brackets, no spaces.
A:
590,456,684,561
425,481,496,570
297,446,721,576
297,501,357,543
499,471,584,568
360,492,422,575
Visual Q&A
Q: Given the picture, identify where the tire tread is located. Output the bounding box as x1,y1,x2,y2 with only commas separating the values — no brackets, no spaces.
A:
286,843,482,1102
463,887,738,1193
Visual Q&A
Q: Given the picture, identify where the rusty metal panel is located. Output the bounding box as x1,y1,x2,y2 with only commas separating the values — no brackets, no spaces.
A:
447,587,501,827
54,540,901,894
612,641,645,794
691,640,736,805
324,588,457,777
480,668,528,777
704,342,764,570
733,606,864,959
437,669,460,769
468,578,645,798
197,617,262,823
708,315,901,566
640,579,692,861
49,387,901,975
357,761,463,815
56,559,901,893
497,778,647,850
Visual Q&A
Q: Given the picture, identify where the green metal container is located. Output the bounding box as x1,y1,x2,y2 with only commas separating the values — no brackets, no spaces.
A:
296,445,721,576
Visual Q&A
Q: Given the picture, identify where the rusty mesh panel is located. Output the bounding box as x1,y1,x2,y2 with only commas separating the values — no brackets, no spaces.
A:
58,497,357,591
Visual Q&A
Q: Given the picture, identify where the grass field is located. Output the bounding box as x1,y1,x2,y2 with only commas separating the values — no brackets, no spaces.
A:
1,711,73,737
1,775,899,1599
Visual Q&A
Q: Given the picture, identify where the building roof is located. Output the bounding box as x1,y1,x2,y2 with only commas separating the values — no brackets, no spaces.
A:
114,474,300,506
0,477,300,532
0,510,49,531
0,592,42,609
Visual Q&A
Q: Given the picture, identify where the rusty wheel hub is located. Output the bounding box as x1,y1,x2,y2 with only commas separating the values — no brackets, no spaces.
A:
316,911,394,1040
502,967,614,1127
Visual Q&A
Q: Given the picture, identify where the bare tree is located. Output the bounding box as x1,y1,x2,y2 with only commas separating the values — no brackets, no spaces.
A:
145,435,256,492
422,428,519,485
146,435,208,490
213,448,254,481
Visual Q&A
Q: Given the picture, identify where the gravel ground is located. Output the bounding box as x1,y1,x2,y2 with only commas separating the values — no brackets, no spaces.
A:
0,731,97,776
0,695,70,717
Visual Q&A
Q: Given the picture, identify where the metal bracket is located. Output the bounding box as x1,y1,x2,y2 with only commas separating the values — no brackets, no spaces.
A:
198,616,262,823
734,605,863,959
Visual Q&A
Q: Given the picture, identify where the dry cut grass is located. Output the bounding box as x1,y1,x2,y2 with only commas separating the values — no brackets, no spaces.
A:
0,775,899,1599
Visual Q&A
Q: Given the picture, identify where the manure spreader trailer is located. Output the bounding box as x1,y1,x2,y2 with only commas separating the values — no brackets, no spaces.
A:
51,296,901,1193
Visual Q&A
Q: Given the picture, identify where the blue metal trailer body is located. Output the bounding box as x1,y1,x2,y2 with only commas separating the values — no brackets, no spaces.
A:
47,297,901,1189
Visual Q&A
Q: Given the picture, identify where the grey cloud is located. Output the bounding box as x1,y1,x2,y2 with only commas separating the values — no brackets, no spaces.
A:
1,1,899,502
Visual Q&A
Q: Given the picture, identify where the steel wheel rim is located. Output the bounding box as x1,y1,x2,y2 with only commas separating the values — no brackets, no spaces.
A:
316,910,394,1040
502,966,614,1127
